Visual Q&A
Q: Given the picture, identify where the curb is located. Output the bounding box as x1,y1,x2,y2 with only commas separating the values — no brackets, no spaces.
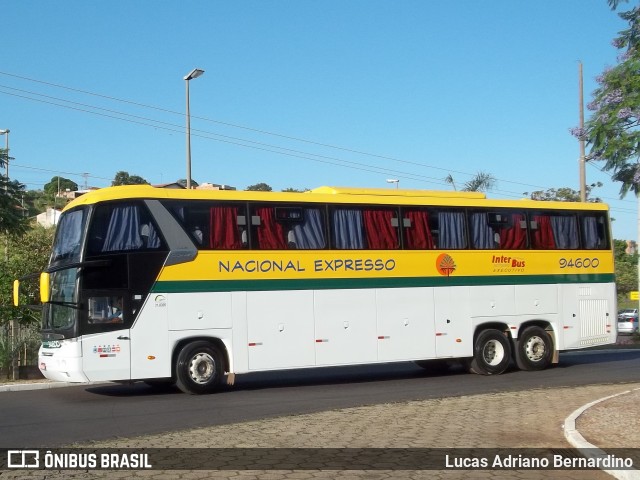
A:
0,381,103,393
564,388,640,480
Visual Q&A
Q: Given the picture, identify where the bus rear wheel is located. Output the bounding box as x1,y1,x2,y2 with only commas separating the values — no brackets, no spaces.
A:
469,329,511,375
175,341,224,395
515,326,552,371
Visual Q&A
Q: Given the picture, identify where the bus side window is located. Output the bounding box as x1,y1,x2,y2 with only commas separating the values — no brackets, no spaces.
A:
287,208,326,249
332,208,365,249
402,208,435,250
497,213,527,249
470,212,497,249
431,209,467,249
581,213,608,249
362,208,399,249
332,207,399,250
470,211,527,249
210,205,246,249
250,206,287,249
88,203,165,254
530,213,579,249
87,295,124,324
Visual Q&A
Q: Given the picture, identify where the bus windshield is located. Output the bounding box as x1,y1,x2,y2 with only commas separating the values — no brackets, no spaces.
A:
43,208,88,336
51,208,88,265
45,268,80,331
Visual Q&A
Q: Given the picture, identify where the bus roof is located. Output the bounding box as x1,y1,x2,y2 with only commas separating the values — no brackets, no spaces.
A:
308,186,486,199
61,184,609,212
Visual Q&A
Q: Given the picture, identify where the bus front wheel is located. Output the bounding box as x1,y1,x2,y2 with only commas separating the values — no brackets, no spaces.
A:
469,329,511,375
515,327,552,371
175,341,224,394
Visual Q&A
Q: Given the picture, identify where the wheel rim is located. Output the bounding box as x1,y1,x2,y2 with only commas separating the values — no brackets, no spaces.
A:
188,352,216,384
482,339,505,366
524,335,546,362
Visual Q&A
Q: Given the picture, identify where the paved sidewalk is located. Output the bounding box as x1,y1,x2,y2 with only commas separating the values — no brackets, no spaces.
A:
2,380,639,479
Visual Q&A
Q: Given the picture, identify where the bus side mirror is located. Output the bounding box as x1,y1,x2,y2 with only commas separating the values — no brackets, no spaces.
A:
40,272,51,303
13,280,20,307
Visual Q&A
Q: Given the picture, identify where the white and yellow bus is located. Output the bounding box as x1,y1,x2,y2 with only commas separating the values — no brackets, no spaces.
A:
18,185,617,394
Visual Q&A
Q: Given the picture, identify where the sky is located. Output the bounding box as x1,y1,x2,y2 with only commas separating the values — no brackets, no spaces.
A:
1,1,638,240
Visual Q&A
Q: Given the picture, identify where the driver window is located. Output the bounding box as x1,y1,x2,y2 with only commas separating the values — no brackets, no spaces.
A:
88,295,124,324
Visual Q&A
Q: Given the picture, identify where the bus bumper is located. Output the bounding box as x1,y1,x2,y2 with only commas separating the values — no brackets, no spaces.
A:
38,344,90,383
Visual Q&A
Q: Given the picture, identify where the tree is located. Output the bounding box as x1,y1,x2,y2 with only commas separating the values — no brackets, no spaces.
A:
0,178,28,235
43,176,77,197
112,171,149,186
444,174,457,190
0,226,56,325
462,172,496,192
246,183,272,192
579,2,640,197
445,172,496,192
579,1,640,309
21,190,50,218
282,187,308,192
0,226,55,378
613,239,639,303
176,179,199,188
525,183,603,202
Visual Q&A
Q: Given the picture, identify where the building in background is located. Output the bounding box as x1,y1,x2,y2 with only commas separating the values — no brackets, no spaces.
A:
36,207,61,228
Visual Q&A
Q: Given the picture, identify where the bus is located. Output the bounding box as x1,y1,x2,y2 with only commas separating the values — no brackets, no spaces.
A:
14,185,617,394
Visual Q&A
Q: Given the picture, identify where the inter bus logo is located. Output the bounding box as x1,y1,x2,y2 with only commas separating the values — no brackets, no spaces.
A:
436,253,456,277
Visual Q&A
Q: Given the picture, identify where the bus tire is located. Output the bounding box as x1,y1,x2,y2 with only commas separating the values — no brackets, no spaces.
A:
175,341,224,395
469,329,511,375
515,326,553,371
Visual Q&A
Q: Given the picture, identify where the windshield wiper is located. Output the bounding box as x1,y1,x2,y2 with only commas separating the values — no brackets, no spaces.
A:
47,301,80,309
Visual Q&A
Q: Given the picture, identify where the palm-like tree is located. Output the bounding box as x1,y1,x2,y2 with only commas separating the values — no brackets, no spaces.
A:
445,171,496,192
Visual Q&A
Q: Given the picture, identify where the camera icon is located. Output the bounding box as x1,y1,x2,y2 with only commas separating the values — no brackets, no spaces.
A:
7,450,40,468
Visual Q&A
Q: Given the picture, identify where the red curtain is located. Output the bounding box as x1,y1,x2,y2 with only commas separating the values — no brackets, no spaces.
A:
256,207,287,249
404,210,435,249
532,215,555,249
499,214,526,249
362,209,398,249
210,206,243,249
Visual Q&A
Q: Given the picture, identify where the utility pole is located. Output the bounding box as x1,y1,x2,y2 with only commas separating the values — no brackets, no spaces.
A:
579,62,587,202
0,129,16,380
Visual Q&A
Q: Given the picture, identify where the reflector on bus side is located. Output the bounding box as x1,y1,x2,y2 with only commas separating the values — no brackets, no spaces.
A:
40,272,50,303
12,280,19,307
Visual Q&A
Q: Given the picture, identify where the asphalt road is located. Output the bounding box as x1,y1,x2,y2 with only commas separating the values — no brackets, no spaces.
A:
2,348,640,448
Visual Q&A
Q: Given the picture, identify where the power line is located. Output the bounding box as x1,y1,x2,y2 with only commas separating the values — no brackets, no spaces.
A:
0,86,480,191
0,70,573,190
0,71,528,185
11,162,112,182
0,85,574,199
0,70,637,206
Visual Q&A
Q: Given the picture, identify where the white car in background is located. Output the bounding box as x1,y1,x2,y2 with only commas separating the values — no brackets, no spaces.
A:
618,309,639,335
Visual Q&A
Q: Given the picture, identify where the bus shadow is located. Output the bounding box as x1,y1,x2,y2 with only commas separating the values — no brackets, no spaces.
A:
84,361,471,397
84,348,638,397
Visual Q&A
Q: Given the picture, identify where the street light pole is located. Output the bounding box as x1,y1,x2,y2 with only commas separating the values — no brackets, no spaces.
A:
386,179,399,189
578,62,587,202
184,68,205,190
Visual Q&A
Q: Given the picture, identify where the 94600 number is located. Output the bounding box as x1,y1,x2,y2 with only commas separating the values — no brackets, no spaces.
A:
559,257,599,268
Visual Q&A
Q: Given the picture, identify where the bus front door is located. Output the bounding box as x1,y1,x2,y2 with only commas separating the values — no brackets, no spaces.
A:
81,292,131,382
81,329,131,382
